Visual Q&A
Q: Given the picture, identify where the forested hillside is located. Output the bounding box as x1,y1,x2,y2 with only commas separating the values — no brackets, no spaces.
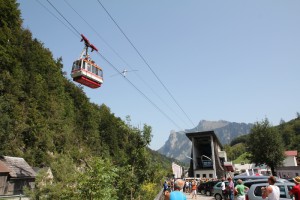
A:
0,1,172,199
225,115,300,163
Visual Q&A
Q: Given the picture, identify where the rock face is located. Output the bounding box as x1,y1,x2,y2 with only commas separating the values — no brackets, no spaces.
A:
158,120,252,163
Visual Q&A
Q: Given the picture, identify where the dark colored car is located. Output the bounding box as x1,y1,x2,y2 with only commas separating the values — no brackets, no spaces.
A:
205,181,220,196
198,182,208,195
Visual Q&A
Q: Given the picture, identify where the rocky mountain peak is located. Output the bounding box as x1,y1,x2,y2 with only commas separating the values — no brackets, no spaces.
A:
158,120,253,163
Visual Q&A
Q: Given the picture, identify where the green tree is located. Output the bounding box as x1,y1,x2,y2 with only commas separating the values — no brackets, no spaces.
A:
77,158,118,200
246,118,285,175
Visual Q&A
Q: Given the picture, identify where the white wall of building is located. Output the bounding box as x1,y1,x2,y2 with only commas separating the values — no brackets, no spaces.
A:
172,162,183,178
283,156,297,167
218,151,227,162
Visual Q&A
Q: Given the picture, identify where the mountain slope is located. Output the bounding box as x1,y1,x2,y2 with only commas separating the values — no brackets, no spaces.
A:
158,120,253,163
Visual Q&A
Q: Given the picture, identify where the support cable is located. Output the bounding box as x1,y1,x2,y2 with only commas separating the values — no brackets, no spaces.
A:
96,0,195,127
41,0,183,130
35,0,79,38
63,0,190,128
46,0,81,35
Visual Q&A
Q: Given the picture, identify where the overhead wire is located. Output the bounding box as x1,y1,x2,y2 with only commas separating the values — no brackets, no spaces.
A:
43,0,183,130
95,51,182,130
35,0,80,39
46,0,81,36
63,0,190,128
96,0,196,128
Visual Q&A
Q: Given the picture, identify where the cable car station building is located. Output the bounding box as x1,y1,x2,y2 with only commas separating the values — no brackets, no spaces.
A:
186,131,234,179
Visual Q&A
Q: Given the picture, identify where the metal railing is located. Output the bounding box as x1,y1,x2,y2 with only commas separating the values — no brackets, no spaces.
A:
154,188,164,200
0,195,29,200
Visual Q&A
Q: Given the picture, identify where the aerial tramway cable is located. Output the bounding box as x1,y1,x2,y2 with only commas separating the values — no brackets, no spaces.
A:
63,0,191,127
96,0,196,128
43,0,183,130
35,0,79,38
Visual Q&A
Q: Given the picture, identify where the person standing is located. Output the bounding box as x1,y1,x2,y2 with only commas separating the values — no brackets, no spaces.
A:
170,179,187,200
235,179,249,200
221,178,227,200
164,181,169,192
289,176,300,200
191,180,197,199
227,177,234,200
262,176,280,200
185,181,189,193
164,188,171,200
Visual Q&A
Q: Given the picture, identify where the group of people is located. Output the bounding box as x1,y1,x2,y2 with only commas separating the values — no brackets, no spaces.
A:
221,175,300,200
221,177,249,200
163,179,198,200
163,175,300,200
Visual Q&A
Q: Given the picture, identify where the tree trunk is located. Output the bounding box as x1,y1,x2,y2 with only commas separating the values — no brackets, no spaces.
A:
270,166,276,176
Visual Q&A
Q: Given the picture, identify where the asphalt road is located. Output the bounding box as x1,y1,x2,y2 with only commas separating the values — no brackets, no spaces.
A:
185,193,215,200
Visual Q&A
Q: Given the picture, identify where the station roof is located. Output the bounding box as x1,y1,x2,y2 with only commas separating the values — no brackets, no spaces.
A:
185,130,223,149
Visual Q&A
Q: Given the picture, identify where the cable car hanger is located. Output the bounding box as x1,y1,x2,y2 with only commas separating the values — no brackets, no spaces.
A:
70,34,103,89
110,69,138,78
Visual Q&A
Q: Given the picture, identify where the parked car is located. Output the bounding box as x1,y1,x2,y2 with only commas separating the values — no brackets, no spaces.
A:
233,175,271,183
212,181,228,200
198,182,209,195
201,181,219,196
246,182,295,200
243,178,290,189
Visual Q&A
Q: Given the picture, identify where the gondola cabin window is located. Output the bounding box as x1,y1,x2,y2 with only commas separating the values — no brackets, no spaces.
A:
72,60,80,71
87,63,91,72
82,60,86,70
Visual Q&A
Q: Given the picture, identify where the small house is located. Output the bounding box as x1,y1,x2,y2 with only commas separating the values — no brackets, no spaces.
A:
0,156,36,195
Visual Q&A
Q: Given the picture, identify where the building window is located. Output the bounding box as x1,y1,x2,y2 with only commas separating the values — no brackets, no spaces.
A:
209,174,213,178
196,174,200,178
203,174,206,178
296,173,299,176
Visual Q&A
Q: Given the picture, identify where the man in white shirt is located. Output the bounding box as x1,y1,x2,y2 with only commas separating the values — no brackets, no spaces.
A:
262,176,280,200
221,178,227,199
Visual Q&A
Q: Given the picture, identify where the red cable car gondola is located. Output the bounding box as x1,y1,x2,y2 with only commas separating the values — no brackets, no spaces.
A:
71,34,103,89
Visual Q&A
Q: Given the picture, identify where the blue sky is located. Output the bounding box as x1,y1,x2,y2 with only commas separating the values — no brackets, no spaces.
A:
18,0,300,150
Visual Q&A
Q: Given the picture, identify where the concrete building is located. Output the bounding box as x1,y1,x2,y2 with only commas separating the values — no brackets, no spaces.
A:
277,150,300,178
186,131,234,179
234,163,271,176
283,151,298,166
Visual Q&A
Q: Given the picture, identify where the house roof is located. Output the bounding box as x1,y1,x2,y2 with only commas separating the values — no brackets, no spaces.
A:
0,160,10,173
285,151,297,157
0,156,36,178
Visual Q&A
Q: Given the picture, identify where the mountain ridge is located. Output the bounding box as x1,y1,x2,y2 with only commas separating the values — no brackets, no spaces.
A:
158,120,253,163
